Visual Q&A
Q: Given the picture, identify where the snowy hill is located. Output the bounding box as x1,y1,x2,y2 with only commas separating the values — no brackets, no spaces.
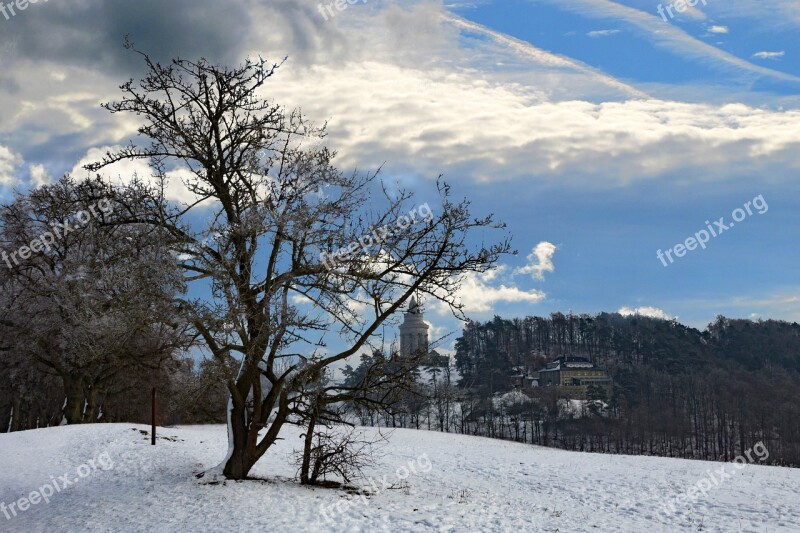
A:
1,424,798,532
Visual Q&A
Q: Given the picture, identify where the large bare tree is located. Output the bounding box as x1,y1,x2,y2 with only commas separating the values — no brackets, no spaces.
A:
87,45,510,479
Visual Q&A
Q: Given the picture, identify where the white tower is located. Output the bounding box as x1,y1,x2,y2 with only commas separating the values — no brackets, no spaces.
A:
399,296,429,358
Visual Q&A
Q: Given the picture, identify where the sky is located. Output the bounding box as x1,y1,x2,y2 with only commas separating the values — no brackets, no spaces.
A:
0,0,798,354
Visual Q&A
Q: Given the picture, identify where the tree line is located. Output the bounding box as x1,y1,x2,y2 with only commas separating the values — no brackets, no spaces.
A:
0,177,235,430
346,312,800,466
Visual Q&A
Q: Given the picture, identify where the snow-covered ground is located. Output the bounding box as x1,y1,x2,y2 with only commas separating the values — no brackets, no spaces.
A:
1,424,798,532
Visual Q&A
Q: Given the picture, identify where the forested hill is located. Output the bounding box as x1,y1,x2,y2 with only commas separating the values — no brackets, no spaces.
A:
455,313,800,384
454,313,800,465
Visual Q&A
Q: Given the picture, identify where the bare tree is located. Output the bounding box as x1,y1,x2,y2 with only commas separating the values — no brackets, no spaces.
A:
87,45,510,479
168,355,238,425
292,347,424,484
0,177,190,424
294,423,387,486
0,274,63,431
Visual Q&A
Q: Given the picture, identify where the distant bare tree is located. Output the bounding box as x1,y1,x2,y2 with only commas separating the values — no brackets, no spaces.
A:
0,275,63,431
169,355,239,425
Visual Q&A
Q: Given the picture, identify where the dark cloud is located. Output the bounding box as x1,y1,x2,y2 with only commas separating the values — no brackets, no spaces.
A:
1,0,253,73
0,0,381,81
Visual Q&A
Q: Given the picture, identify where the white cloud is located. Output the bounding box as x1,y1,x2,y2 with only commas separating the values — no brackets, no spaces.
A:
0,145,23,186
677,5,707,21
70,146,209,204
28,164,52,187
533,0,800,85
264,62,800,187
705,0,800,27
429,266,547,316
703,291,800,323
515,242,557,281
752,51,785,60
290,294,313,306
457,271,547,313
425,320,451,344
708,25,729,34
586,29,620,37
618,306,674,320
447,14,645,99
2,0,800,195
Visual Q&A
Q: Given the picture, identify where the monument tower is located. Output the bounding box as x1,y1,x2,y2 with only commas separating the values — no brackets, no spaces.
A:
399,296,429,358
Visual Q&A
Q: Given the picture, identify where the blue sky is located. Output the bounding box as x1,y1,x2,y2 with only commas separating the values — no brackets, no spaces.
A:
442,0,799,330
0,0,798,355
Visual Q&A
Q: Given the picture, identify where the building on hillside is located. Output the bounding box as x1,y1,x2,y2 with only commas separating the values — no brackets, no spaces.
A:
399,296,449,368
510,371,539,389
536,356,612,399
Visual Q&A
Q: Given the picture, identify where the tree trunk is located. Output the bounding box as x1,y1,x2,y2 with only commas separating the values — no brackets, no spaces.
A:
222,398,255,479
10,396,21,432
83,385,100,423
62,375,84,425
300,401,319,485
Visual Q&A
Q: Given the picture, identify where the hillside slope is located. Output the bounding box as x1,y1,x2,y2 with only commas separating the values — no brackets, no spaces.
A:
0,424,798,532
